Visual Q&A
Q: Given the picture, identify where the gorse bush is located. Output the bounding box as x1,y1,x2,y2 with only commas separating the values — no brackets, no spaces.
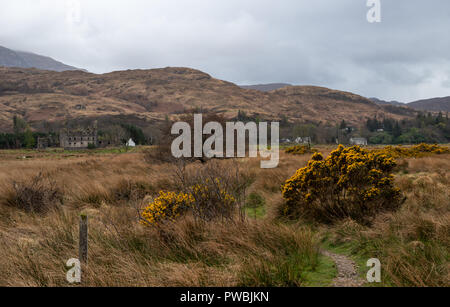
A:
141,180,239,227
372,143,450,158
188,179,237,221
141,191,194,227
285,145,318,155
282,145,403,224
177,160,251,221
141,160,251,227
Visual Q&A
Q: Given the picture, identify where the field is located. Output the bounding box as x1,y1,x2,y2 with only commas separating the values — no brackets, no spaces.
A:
0,145,448,287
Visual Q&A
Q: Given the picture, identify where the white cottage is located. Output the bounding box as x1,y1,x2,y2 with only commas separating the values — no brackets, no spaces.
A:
349,137,368,146
126,138,136,147
295,137,312,144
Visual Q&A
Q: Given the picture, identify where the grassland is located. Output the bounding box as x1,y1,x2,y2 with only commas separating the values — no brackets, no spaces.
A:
0,145,448,287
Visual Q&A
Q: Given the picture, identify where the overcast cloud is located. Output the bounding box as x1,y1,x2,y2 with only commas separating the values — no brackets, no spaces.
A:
1,0,449,102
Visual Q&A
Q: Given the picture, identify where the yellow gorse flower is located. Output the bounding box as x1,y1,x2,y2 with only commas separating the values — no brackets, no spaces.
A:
371,143,449,158
281,145,403,222
285,145,318,156
141,191,194,227
141,178,237,227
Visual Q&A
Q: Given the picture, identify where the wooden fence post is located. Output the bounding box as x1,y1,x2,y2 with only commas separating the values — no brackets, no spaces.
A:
79,214,88,265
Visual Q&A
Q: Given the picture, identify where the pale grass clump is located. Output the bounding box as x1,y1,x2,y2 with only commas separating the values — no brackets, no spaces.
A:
3,172,63,214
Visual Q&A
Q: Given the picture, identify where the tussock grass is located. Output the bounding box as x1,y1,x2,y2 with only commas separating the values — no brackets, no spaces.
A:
0,205,321,286
2,172,63,214
0,148,447,287
325,154,450,287
0,151,324,287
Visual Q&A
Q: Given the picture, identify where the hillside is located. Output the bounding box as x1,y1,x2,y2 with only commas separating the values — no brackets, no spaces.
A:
240,83,292,92
408,97,450,112
0,67,415,132
371,96,450,113
370,97,404,107
0,45,83,72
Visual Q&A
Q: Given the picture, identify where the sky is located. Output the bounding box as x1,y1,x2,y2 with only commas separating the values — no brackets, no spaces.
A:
0,0,449,102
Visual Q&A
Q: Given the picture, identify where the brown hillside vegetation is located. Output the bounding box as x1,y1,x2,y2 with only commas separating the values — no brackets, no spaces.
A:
0,67,415,131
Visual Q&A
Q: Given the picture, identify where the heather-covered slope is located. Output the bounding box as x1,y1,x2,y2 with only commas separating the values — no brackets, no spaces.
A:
0,67,414,131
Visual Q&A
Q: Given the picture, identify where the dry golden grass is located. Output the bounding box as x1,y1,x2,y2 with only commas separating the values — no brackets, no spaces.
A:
0,149,322,287
0,204,320,286
326,154,450,287
0,147,448,287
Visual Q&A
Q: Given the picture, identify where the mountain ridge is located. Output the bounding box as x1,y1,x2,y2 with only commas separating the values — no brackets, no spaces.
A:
240,83,292,92
371,96,450,113
369,97,404,107
0,45,85,72
408,96,450,112
0,66,417,132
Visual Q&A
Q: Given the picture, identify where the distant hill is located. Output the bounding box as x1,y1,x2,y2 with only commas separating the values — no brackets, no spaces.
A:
370,96,450,113
0,45,84,72
408,97,450,112
240,83,292,92
370,97,405,107
0,66,416,132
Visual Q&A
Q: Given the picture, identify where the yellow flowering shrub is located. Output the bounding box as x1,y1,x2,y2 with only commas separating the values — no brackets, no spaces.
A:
189,178,237,221
141,191,194,227
285,145,318,155
141,179,238,227
282,145,403,224
372,143,450,158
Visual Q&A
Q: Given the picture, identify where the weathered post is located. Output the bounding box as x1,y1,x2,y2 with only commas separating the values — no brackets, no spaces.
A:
79,214,88,265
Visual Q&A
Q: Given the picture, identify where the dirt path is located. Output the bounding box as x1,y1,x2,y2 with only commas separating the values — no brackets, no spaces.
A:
322,250,365,287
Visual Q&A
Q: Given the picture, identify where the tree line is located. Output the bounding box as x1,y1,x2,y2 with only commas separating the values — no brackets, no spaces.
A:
281,112,449,145
0,116,149,149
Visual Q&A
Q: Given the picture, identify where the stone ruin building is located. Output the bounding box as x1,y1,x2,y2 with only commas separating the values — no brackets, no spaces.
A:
59,126,98,150
36,137,49,150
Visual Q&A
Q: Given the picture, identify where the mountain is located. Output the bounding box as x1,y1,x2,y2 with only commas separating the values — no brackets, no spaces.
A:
408,97,450,112
371,96,450,113
370,97,404,107
0,45,84,72
0,67,416,132
240,83,292,92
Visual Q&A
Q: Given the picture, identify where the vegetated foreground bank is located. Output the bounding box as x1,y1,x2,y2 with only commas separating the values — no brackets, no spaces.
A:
0,145,448,286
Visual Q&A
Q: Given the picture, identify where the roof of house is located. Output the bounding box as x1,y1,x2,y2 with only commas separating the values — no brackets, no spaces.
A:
60,127,97,136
